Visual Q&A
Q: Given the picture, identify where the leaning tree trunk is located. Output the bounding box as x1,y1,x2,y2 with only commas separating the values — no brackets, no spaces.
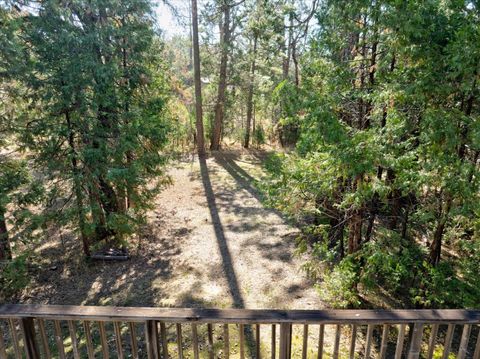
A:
211,1,231,151
192,0,205,157
244,34,258,149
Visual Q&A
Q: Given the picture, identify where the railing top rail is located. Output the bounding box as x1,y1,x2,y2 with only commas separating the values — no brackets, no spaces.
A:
1,305,480,324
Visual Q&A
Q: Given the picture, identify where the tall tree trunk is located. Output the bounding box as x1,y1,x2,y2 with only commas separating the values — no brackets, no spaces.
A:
211,1,231,151
348,209,362,254
191,0,205,157
244,34,258,149
0,206,12,260
65,111,91,258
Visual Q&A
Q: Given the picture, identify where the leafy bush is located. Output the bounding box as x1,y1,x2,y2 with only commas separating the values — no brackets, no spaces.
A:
317,257,361,308
0,254,30,300
253,126,266,146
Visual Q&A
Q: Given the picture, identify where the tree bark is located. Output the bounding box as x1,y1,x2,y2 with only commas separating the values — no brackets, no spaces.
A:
0,206,12,260
211,1,231,151
65,111,91,258
429,197,451,266
244,34,258,149
191,0,206,157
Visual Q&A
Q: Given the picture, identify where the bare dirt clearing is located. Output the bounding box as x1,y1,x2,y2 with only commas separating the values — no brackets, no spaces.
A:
18,150,322,310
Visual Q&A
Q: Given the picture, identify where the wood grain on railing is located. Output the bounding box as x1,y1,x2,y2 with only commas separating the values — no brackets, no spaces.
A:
0,305,479,359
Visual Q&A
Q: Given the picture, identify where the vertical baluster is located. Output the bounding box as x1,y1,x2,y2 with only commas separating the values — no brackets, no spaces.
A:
20,318,40,359
349,325,357,359
8,318,22,359
333,325,341,359
407,323,424,359
68,321,80,359
271,324,276,359
99,322,109,359
317,324,324,359
53,320,66,359
473,326,480,359
394,324,406,359
176,323,183,359
364,325,374,359
442,324,455,359
279,323,291,359
0,321,7,359
379,325,389,359
256,324,261,359
239,324,245,359
160,322,168,359
426,324,439,359
223,324,230,359
83,321,95,359
114,322,124,359
128,322,138,359
302,324,308,359
207,323,214,359
38,319,51,359
457,325,472,359
146,321,160,359
192,324,199,359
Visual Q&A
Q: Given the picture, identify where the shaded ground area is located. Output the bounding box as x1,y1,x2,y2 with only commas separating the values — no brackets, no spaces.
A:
17,149,322,310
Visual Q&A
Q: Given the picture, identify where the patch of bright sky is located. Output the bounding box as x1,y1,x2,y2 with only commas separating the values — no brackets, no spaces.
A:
154,1,190,39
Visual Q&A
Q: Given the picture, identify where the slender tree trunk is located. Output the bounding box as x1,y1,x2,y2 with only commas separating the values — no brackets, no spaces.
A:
429,197,451,266
0,206,12,260
429,72,476,265
191,0,205,157
292,40,300,86
348,176,363,254
244,34,258,149
366,54,395,241
211,1,231,151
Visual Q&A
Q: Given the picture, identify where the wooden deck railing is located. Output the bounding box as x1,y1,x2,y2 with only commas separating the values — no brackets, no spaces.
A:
0,305,480,359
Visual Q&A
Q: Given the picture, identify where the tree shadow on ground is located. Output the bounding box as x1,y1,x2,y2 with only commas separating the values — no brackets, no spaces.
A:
198,155,257,356
212,151,293,223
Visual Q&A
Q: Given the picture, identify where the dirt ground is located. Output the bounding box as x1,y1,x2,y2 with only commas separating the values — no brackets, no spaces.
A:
17,149,323,310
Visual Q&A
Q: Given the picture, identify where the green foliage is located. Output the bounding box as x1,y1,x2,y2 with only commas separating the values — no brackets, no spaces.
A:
0,254,30,300
1,0,173,255
317,258,361,309
264,0,480,309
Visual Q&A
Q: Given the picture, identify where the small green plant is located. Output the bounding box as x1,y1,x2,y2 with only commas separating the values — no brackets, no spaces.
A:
317,257,361,308
253,126,266,146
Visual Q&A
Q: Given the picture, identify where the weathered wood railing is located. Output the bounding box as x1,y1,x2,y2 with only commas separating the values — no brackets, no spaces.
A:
1,305,480,359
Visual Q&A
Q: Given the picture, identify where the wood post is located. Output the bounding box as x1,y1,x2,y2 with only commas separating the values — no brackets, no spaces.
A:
395,324,406,359
365,325,374,358
407,323,424,359
279,323,291,359
318,324,325,359
20,318,40,359
333,324,341,359
146,320,160,359
271,324,276,359
458,325,472,359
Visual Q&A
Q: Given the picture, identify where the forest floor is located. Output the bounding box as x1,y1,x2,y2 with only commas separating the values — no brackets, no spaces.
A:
20,149,322,310
11,149,416,358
